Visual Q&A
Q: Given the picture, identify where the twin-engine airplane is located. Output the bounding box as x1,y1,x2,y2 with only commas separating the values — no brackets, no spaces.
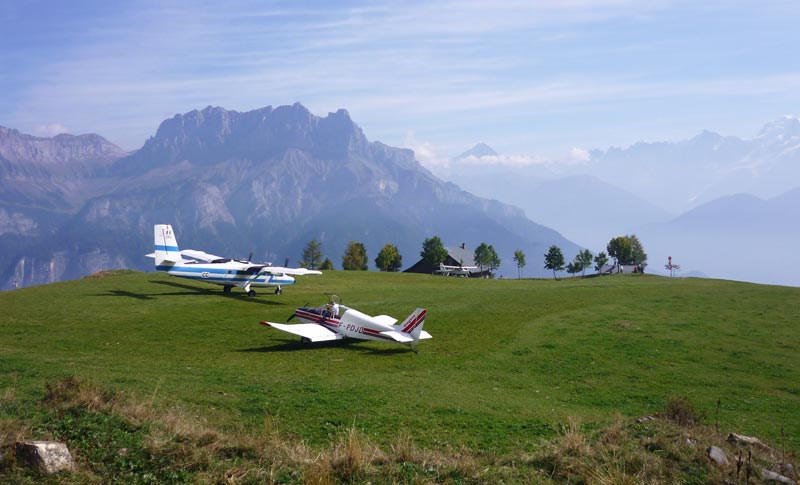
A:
261,296,432,350
147,224,321,296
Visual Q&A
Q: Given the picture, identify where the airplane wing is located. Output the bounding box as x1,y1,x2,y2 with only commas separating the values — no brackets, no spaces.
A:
180,249,226,262
260,321,341,342
259,266,323,276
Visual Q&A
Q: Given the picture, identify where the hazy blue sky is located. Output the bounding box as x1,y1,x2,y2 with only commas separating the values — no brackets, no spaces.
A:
2,0,799,162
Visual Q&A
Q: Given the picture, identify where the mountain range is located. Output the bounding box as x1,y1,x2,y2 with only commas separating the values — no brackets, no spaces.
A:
436,117,800,286
0,104,578,288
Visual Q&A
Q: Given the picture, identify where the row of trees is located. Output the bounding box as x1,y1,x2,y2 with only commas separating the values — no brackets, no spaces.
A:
544,234,647,280
300,239,403,272
298,233,646,278
301,235,506,274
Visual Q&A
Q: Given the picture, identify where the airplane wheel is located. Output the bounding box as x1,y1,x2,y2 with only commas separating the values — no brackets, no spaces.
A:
275,287,282,295
301,337,310,343
223,285,232,294
247,290,256,297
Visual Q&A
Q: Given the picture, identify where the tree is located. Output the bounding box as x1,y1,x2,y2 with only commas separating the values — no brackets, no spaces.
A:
474,242,489,273
513,249,526,279
487,245,501,274
301,238,323,270
320,258,334,270
594,251,609,274
342,241,368,270
629,234,648,267
566,259,582,277
420,236,448,272
607,236,632,265
577,249,593,277
544,245,565,280
606,234,647,267
375,243,403,272
474,243,500,276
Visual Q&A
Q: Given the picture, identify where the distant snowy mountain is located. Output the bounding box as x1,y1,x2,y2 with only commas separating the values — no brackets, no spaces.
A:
587,116,800,213
436,119,800,286
454,142,498,160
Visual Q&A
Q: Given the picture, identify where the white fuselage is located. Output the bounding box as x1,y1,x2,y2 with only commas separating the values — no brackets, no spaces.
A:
158,260,295,289
293,306,399,342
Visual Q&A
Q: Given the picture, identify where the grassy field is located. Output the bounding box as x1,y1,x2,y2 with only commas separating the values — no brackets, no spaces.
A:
1,270,799,480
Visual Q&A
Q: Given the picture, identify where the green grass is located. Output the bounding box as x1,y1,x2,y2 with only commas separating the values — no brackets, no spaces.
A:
2,269,799,458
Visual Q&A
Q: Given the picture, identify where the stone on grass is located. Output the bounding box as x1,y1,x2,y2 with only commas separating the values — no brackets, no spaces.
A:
707,446,729,467
761,468,796,484
727,432,769,449
14,441,74,474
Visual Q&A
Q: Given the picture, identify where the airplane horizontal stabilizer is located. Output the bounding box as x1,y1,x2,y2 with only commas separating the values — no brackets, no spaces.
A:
419,330,433,340
372,315,398,326
379,331,414,343
260,321,341,342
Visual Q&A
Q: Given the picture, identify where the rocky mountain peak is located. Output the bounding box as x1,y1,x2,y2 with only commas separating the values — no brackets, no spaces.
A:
0,126,124,165
133,103,368,169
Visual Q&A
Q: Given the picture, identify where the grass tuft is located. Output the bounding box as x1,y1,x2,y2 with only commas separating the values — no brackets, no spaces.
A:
659,396,706,427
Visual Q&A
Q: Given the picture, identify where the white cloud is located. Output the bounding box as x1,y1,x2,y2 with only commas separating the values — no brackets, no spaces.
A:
403,132,451,168
456,154,547,167
567,147,591,163
32,123,69,137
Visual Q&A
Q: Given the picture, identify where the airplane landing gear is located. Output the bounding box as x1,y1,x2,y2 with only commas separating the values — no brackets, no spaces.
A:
247,289,256,297
275,286,283,295
223,285,233,294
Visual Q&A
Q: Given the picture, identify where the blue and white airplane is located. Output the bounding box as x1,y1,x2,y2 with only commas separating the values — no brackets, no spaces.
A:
147,224,321,296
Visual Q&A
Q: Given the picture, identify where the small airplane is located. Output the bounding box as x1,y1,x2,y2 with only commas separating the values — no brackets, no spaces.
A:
260,295,432,350
147,224,321,296
436,262,477,277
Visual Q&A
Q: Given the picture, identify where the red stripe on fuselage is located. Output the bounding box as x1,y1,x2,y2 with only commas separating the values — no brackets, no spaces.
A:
294,309,341,327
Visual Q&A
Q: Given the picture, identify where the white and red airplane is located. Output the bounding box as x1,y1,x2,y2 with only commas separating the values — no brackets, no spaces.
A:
261,297,432,350
147,224,321,296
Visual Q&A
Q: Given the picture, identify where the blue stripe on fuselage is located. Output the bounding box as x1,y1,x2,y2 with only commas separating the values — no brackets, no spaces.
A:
155,265,294,286
154,245,180,252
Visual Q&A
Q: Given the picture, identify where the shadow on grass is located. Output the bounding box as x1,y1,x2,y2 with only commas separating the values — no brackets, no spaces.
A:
238,338,415,355
91,280,284,306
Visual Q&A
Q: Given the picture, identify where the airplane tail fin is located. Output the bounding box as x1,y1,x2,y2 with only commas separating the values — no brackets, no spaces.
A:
153,224,182,267
397,308,428,343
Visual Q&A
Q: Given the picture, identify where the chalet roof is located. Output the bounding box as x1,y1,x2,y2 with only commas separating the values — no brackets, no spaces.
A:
445,245,475,267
